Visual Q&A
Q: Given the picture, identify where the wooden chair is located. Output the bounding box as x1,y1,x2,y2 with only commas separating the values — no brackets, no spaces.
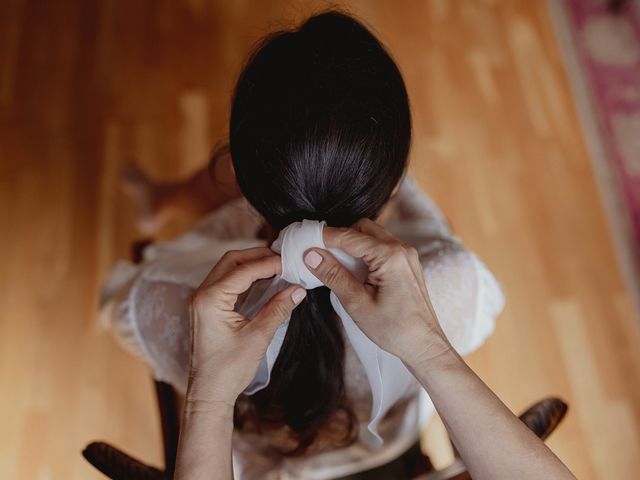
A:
84,241,179,479
83,241,569,479
82,388,568,480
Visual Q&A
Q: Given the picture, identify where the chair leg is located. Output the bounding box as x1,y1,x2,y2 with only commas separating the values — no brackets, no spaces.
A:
518,397,568,441
154,380,181,476
82,442,166,480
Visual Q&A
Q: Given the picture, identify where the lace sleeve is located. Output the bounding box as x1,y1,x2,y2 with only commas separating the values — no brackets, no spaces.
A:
383,176,505,355
128,277,193,393
100,232,266,392
420,243,504,354
99,260,147,360
100,264,193,393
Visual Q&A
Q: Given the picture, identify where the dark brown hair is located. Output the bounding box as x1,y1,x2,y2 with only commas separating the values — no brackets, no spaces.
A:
229,10,411,456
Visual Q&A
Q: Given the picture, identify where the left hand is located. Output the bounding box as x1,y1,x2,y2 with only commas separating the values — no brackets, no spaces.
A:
187,247,306,407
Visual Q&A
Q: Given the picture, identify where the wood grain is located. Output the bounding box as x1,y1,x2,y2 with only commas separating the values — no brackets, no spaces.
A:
1,1,638,478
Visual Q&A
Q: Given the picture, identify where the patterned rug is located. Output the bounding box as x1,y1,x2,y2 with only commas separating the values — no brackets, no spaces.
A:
548,0,640,316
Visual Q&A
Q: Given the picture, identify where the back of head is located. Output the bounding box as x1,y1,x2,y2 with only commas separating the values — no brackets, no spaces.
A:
230,10,411,455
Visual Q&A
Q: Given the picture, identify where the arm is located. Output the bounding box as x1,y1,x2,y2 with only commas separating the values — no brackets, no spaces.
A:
120,144,242,234
174,248,306,480
303,219,575,480
406,346,572,479
150,146,241,216
174,397,235,479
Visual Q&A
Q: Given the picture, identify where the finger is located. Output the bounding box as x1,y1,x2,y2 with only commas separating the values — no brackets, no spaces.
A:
323,226,381,256
303,248,369,310
202,247,277,287
352,220,420,281
249,285,306,337
351,218,396,242
323,226,394,270
206,255,282,309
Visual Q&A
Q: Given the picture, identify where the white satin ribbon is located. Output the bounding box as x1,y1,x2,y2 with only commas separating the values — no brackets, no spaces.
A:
239,219,415,447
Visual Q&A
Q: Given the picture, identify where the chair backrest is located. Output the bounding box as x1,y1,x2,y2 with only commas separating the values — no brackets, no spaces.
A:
84,242,569,479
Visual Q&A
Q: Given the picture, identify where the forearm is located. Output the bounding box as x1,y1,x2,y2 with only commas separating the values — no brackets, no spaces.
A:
405,344,575,480
160,166,237,216
174,394,235,480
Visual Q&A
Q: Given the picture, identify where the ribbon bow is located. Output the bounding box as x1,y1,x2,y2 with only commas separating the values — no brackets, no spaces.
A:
239,220,414,447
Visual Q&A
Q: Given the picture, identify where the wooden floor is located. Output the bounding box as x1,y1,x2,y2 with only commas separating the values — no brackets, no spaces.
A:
1,0,639,478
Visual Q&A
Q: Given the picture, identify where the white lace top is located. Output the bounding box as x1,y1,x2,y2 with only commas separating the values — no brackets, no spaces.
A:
100,175,505,480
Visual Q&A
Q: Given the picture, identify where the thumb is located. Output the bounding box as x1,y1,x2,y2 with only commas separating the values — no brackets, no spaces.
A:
303,248,367,310
250,285,306,337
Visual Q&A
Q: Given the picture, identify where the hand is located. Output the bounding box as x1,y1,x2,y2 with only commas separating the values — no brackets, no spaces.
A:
303,218,451,365
188,247,306,406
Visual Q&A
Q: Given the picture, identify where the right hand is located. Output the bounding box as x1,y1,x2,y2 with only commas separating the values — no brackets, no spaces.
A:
303,218,452,364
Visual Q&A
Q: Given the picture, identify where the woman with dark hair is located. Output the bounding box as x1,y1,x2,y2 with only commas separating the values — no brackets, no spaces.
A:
102,10,505,479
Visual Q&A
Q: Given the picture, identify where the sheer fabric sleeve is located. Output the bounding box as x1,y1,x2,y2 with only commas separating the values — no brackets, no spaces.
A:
383,176,505,355
99,261,193,393
127,277,193,393
99,197,267,393
99,240,263,394
99,260,147,360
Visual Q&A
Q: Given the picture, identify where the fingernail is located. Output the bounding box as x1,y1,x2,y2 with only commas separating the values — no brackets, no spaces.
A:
304,250,323,269
291,288,307,305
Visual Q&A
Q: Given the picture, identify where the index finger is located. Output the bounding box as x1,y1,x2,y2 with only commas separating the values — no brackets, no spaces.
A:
323,226,389,262
206,255,282,310
351,218,396,241
202,247,276,287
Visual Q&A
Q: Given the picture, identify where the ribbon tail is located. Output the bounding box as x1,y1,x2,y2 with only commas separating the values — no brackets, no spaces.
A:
330,292,415,448
241,276,292,395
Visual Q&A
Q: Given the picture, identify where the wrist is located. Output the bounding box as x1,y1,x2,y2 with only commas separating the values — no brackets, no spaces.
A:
398,316,451,359
185,370,239,414
184,394,235,418
400,330,459,373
